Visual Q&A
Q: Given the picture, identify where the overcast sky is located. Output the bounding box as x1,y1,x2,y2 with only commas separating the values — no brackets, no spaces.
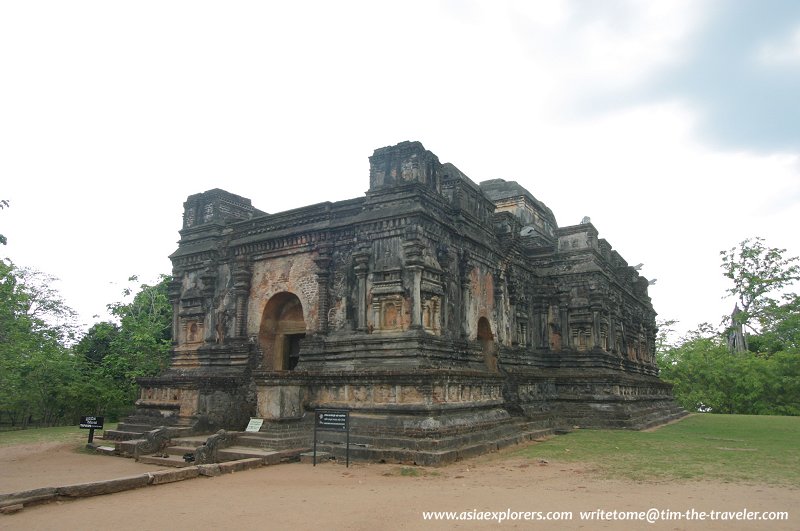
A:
2,0,798,338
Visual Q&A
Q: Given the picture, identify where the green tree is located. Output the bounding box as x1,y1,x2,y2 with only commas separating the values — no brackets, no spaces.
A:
106,275,173,378
0,259,81,426
721,237,800,338
658,238,800,415
74,321,120,365
0,260,175,426
80,275,173,420
658,329,799,415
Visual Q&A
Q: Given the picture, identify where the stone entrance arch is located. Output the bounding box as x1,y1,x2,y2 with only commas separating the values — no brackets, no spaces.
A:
477,317,498,372
259,292,306,370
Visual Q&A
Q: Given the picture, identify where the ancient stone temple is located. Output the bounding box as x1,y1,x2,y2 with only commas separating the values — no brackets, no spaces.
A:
124,140,684,464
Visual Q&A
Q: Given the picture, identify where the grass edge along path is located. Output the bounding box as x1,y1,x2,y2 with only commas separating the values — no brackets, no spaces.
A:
0,424,119,447
514,414,799,487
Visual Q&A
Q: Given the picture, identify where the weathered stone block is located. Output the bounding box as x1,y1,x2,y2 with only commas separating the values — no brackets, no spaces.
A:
217,458,263,474
57,474,151,498
148,467,200,485
257,385,303,420
0,487,57,508
197,464,221,476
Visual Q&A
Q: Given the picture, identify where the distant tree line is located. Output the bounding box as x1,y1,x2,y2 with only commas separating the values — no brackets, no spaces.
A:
657,238,800,415
0,261,171,429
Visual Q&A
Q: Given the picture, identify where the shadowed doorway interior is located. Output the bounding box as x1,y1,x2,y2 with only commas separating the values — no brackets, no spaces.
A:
259,292,306,370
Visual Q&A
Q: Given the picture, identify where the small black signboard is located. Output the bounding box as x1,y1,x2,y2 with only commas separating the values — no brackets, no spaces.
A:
79,415,104,445
313,409,350,467
315,410,348,432
80,416,104,430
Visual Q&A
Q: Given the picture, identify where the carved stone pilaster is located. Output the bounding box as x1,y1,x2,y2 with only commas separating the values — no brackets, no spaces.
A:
589,294,604,351
353,248,371,332
168,275,182,345
314,243,333,334
437,245,451,333
458,251,471,338
201,264,217,342
233,258,251,338
403,237,425,330
608,307,617,354
201,265,216,299
533,301,548,350
559,294,571,349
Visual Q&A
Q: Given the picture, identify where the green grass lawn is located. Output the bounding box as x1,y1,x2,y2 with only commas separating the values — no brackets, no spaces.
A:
0,423,118,447
515,414,800,486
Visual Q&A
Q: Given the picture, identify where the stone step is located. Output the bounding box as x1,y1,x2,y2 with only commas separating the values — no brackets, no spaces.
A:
103,425,195,442
137,454,194,468
114,433,201,458
147,432,310,465
217,446,306,463
102,429,146,442
317,427,552,467
163,445,199,457
311,422,550,454
122,415,194,427
205,446,309,465
235,434,312,450
114,439,142,457
94,445,117,456
517,427,554,440
116,423,156,432
310,422,553,460
170,435,215,447
216,445,281,462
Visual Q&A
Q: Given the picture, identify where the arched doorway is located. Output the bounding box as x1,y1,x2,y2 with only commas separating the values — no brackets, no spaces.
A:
259,292,306,370
477,317,498,372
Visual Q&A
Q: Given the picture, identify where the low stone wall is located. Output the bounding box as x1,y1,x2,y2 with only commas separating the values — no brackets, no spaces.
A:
0,458,264,513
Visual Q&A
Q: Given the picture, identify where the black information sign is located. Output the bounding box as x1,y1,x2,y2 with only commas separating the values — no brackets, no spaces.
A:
315,410,348,432
80,416,104,430
313,409,350,467
79,415,104,446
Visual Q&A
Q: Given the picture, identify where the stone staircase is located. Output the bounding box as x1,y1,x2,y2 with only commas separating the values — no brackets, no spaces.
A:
313,416,554,466
118,431,310,468
628,401,688,429
102,421,193,442
551,399,688,431
98,412,552,468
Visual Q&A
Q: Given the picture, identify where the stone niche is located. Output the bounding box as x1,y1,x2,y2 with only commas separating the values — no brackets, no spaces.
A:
121,140,684,464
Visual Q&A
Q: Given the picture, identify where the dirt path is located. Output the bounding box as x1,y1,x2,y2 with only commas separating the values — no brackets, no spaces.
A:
1,441,796,530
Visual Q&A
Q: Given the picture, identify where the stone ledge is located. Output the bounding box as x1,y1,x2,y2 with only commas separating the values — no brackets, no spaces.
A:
149,467,201,485
0,487,58,509
0,458,265,513
197,463,221,476
57,474,151,498
218,458,263,474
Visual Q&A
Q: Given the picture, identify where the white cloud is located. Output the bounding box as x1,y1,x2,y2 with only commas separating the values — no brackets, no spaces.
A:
756,25,800,66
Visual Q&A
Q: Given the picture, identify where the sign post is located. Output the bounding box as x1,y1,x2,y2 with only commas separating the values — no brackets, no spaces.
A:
313,409,350,467
79,416,104,447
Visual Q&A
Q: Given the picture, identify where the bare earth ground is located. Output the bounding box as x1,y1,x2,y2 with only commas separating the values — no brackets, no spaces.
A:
0,440,796,531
